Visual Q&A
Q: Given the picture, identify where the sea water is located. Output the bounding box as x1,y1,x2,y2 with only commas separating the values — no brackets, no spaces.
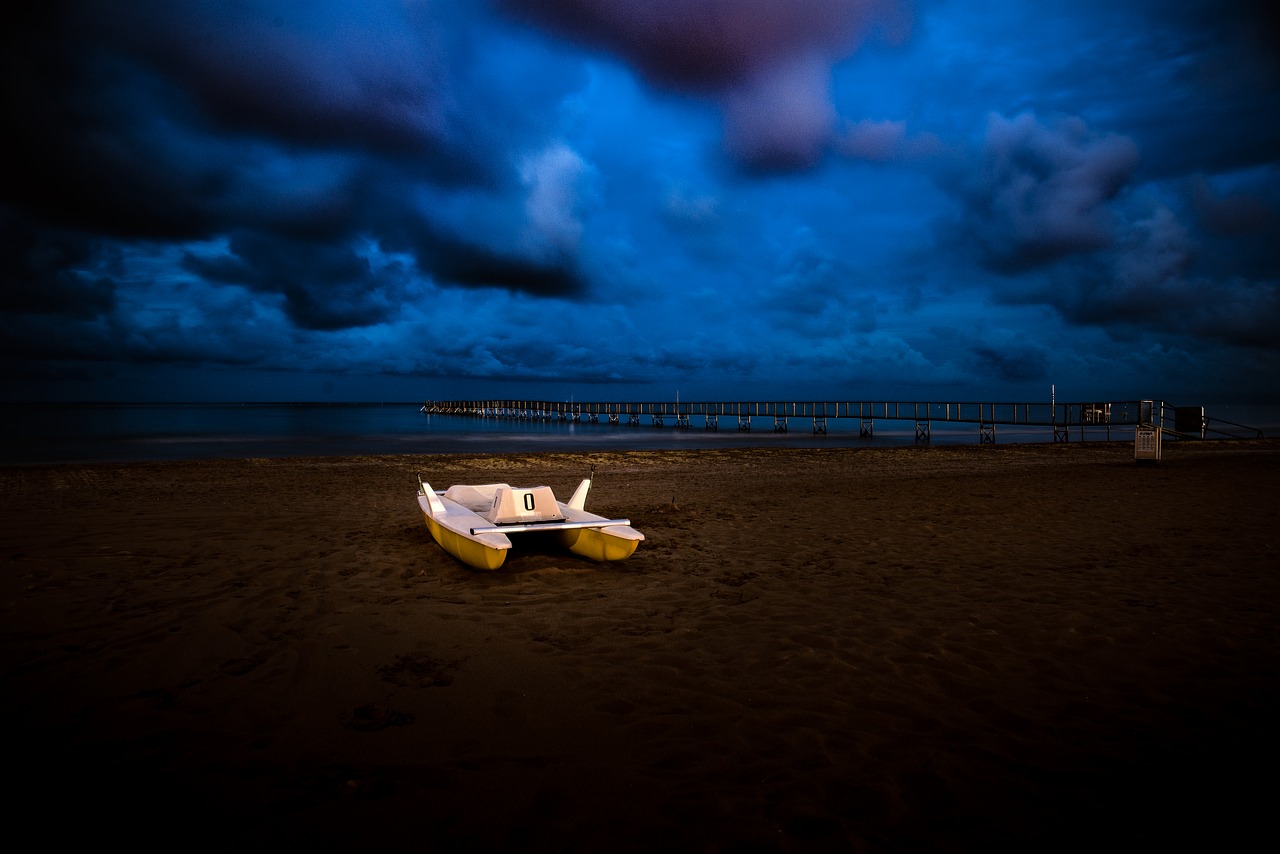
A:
1,402,1275,466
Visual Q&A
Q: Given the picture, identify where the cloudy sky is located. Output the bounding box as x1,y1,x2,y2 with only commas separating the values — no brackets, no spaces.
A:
3,1,1279,404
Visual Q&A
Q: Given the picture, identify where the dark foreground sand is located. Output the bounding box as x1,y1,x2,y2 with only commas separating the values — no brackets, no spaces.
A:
3,440,1279,851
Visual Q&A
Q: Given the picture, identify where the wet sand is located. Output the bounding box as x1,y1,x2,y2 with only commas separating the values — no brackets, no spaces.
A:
3,440,1279,850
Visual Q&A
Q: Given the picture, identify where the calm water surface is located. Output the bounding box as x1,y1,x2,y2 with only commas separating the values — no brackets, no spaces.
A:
2,402,1275,466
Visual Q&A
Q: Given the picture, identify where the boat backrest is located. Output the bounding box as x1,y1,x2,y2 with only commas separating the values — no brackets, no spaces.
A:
444,483,508,513
567,477,591,511
419,478,447,515
481,485,565,525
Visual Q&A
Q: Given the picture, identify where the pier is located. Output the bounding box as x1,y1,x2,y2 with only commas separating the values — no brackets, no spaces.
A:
420,399,1264,444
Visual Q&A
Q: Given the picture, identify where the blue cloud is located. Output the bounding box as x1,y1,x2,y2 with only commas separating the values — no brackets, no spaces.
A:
1,0,1278,403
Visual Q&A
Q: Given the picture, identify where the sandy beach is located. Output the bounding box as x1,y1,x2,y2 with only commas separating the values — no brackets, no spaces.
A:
3,439,1278,850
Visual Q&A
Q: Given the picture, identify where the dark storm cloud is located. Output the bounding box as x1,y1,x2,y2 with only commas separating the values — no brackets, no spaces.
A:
424,239,585,297
0,0,586,328
1113,205,1280,349
946,113,1139,272
499,0,911,88
765,231,879,336
182,232,390,331
96,1,501,184
998,206,1280,351
0,214,117,320
1102,0,1280,181
499,0,915,169
3,1,1279,403
1191,177,1275,237
3,5,328,240
1185,176,1280,286
969,344,1049,384
913,11,1280,367
4,2,498,222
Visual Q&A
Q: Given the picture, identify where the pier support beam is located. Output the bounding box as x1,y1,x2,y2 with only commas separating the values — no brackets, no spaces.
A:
426,398,1174,445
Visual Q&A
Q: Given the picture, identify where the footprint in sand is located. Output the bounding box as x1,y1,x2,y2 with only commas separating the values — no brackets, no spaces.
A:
377,652,459,688
219,652,266,676
341,703,415,732
714,570,758,588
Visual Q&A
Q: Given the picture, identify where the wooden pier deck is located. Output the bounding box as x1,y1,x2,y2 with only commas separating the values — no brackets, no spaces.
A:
421,399,1263,443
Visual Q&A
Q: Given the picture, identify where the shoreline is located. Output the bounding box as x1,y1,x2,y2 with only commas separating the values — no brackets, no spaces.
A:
4,440,1279,848
3,432,1269,466
6,398,1275,467
0,428,1156,468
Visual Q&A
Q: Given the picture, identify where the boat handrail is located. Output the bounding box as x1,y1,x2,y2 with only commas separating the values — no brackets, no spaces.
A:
470,518,632,536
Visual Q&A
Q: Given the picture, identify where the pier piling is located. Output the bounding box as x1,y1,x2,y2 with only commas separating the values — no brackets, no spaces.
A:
419,399,1263,444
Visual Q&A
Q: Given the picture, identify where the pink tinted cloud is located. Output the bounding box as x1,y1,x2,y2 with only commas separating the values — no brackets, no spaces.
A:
835,118,942,162
501,0,915,169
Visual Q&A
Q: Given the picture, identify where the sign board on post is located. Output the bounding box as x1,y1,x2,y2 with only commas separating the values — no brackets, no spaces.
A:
1135,425,1161,463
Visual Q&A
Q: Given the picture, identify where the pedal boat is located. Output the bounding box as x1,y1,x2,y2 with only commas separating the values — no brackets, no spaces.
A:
416,473,643,570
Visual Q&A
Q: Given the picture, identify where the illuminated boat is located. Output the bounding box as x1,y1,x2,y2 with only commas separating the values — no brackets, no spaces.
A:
416,472,643,570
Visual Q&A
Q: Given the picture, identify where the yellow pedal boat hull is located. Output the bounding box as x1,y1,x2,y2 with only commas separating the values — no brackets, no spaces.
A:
417,476,642,570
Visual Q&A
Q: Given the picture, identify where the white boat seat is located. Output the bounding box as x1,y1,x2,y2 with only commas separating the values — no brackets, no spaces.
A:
481,485,565,525
443,483,507,513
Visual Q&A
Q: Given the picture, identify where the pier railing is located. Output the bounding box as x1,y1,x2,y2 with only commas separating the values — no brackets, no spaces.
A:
420,398,1263,443
426,399,1117,421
